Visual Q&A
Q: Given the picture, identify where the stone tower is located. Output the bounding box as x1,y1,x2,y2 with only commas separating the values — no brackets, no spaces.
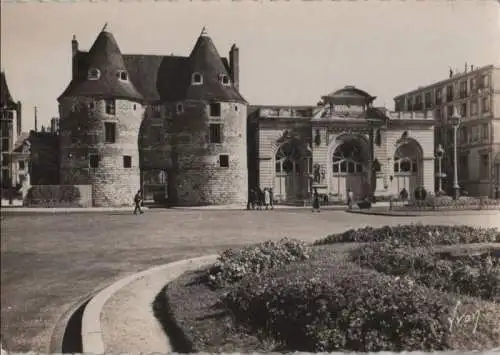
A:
167,28,248,206
57,27,145,207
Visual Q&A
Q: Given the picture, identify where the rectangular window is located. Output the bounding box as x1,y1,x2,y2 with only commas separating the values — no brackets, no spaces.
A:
459,126,468,144
480,154,489,179
436,88,442,105
123,155,132,168
447,105,454,119
104,122,116,143
209,123,222,144
0,120,9,134
219,154,229,168
105,99,116,115
424,92,432,109
152,105,161,118
459,81,468,98
460,102,467,117
481,96,490,113
471,101,478,115
1,138,9,152
481,123,489,141
446,85,454,102
2,169,9,184
407,97,413,111
470,77,476,91
2,153,9,166
89,154,99,168
18,160,25,170
209,103,221,117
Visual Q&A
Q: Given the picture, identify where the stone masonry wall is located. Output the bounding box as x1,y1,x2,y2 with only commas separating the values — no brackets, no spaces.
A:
59,97,144,207
171,101,248,206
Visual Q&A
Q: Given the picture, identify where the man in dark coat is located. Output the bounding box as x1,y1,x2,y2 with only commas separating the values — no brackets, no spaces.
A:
134,188,144,215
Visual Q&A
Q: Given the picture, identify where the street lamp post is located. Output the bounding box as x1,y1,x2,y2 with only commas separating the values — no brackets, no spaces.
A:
436,144,445,193
450,107,462,200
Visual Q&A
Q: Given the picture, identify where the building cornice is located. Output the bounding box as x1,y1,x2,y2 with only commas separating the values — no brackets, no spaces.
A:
393,64,496,100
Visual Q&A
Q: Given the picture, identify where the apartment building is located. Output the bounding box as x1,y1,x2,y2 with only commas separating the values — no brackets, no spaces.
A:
394,64,500,198
0,71,25,191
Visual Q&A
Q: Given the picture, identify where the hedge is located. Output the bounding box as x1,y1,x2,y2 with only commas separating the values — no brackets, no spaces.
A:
206,237,310,288
351,242,500,302
315,224,500,246
224,255,500,352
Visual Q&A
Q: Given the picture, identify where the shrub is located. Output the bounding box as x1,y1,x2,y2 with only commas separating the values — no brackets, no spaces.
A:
351,243,500,302
224,258,500,351
206,238,310,288
315,224,500,246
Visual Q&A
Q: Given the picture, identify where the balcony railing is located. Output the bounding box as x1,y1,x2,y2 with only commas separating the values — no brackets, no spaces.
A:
259,107,312,118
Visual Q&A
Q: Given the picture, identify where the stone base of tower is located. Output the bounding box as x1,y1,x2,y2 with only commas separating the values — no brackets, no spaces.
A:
59,167,141,207
173,168,248,206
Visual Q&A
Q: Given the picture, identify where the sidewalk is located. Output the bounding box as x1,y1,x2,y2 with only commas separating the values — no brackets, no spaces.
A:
1,206,149,213
83,255,218,353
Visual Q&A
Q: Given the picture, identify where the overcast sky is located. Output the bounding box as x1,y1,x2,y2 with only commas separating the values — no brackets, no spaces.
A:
1,0,499,131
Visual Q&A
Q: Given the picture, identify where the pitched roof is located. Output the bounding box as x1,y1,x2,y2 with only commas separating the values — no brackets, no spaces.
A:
1,71,16,108
59,29,246,104
58,30,143,102
183,29,245,102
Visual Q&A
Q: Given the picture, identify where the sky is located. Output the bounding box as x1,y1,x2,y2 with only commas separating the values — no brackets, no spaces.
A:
1,0,499,132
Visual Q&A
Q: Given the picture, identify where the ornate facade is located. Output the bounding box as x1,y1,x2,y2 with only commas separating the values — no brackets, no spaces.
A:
249,86,436,203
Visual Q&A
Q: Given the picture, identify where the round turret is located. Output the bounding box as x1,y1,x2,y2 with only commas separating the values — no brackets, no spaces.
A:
58,29,144,207
168,28,248,206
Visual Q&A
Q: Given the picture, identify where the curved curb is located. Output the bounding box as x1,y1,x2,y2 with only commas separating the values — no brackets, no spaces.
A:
81,254,218,354
346,209,500,217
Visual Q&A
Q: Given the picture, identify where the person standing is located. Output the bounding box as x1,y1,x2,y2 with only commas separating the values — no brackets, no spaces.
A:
269,188,274,210
133,188,144,215
312,188,320,212
264,188,271,210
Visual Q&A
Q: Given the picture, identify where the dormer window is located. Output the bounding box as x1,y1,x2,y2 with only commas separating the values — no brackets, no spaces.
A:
219,74,230,86
116,70,128,81
192,72,203,85
88,68,101,80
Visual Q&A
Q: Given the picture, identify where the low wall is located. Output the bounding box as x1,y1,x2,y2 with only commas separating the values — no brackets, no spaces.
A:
24,185,92,207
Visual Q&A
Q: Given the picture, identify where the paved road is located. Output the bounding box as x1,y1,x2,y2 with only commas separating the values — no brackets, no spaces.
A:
1,209,499,352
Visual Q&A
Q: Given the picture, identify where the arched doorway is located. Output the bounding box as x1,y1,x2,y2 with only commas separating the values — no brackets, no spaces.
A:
330,138,368,200
274,139,311,202
393,138,424,199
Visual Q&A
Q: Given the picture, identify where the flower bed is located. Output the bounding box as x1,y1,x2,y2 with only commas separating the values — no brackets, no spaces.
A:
224,252,500,351
206,237,310,288
391,195,500,211
351,243,500,302
164,226,500,352
315,224,500,246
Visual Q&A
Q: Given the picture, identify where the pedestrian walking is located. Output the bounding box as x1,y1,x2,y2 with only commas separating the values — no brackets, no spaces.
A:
269,187,274,210
264,188,271,210
312,188,320,212
133,188,144,215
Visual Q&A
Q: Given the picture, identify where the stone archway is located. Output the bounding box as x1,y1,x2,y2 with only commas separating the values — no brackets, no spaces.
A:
393,138,424,199
328,135,370,201
273,138,311,202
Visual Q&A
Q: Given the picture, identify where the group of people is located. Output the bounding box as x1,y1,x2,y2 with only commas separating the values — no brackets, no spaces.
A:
247,187,274,210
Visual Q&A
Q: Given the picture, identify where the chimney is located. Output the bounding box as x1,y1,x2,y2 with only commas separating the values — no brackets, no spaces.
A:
229,44,239,91
72,35,79,80
34,106,38,132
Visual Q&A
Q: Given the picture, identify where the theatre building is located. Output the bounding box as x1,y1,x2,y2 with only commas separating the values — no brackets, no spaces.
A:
248,86,436,203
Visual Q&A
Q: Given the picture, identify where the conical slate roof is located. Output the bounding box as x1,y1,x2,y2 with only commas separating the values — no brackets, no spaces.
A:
1,71,16,108
183,28,245,102
58,28,143,102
